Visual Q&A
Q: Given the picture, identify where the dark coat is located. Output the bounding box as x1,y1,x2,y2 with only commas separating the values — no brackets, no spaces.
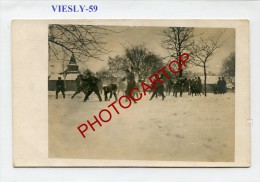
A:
56,80,65,90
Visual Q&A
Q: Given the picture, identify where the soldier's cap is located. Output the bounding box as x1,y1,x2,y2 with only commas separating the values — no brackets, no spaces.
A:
58,77,61,79
125,69,130,72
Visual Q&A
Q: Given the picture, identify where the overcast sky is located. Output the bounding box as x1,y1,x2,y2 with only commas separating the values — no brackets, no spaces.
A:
49,26,235,79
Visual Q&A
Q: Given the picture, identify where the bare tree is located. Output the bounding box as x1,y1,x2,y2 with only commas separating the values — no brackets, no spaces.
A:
191,35,223,96
107,55,129,77
107,44,163,80
143,53,164,79
221,52,235,87
48,25,112,64
161,27,195,77
123,44,163,80
97,68,113,79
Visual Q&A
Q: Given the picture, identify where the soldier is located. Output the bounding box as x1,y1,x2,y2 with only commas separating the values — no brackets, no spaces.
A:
165,78,174,95
183,78,189,93
132,79,142,98
188,78,192,95
173,78,184,97
71,74,87,99
217,77,222,94
83,72,102,102
150,74,165,100
190,78,197,96
117,81,126,96
103,83,118,101
95,72,103,94
197,76,203,96
121,69,137,103
221,77,227,94
56,77,65,99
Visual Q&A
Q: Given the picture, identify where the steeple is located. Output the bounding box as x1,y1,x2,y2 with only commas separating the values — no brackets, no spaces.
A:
59,54,80,76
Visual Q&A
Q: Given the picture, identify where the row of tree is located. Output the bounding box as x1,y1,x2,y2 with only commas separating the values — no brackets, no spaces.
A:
48,25,235,96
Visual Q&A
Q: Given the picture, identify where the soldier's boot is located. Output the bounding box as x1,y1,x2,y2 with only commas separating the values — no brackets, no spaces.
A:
97,94,102,102
71,92,77,99
56,94,58,99
114,93,118,101
149,92,155,101
132,99,137,103
162,94,165,100
83,96,88,102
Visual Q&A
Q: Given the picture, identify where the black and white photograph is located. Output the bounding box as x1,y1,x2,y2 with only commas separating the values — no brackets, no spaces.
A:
48,24,236,162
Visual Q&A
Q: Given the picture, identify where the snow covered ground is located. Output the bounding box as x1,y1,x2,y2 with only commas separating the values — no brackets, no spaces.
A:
48,91,234,162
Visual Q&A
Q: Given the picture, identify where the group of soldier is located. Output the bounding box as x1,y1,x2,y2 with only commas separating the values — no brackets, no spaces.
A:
55,69,227,101
55,70,129,102
70,72,103,102
216,77,227,94
164,76,203,97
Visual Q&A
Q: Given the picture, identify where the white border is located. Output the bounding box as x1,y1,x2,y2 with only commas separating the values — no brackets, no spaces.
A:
1,1,260,182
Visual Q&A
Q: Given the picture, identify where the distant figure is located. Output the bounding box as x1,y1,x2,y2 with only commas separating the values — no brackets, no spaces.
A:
197,77,202,96
188,79,192,95
83,72,102,102
117,81,126,96
95,72,103,94
217,77,222,94
56,77,65,99
165,78,174,95
221,77,227,94
132,79,142,98
121,69,136,103
150,74,165,101
173,78,184,97
103,83,118,101
189,76,203,96
71,74,88,99
183,78,190,93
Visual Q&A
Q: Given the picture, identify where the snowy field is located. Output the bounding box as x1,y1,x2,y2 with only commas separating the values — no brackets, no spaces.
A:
48,91,234,162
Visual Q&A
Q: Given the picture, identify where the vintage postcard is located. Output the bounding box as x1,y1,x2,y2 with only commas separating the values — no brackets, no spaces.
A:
13,20,250,167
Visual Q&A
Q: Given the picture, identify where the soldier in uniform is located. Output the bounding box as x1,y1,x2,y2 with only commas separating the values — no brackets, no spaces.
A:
197,76,203,96
165,78,174,95
56,77,65,99
132,79,142,98
95,72,103,94
173,78,184,97
183,78,189,93
83,72,102,102
221,77,227,94
190,77,197,96
103,83,118,101
188,78,192,95
121,69,137,103
150,74,166,101
71,74,88,99
217,77,222,94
